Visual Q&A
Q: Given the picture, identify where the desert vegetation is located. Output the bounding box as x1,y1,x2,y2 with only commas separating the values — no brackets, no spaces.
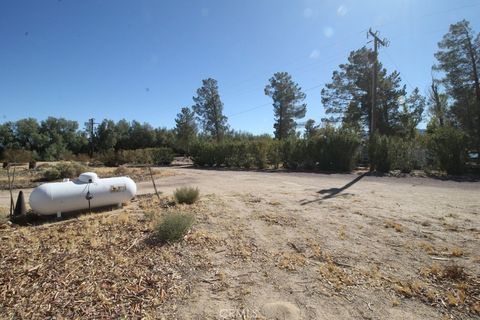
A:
173,187,200,204
1,176,479,318
154,212,196,244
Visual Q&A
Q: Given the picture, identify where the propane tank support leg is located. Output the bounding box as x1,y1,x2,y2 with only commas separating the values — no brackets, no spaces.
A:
56,211,62,218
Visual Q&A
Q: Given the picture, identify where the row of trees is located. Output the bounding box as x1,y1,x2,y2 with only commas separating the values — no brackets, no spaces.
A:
1,20,478,174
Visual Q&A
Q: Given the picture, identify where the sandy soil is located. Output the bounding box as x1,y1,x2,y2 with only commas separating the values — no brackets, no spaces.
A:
1,168,479,319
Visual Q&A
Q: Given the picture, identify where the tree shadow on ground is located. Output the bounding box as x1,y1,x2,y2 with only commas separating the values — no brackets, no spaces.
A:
300,172,369,205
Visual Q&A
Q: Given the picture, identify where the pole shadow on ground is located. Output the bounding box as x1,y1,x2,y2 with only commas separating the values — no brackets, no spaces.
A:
300,172,369,205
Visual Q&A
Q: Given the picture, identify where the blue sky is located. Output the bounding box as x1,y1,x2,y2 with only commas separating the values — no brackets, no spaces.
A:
1,0,479,134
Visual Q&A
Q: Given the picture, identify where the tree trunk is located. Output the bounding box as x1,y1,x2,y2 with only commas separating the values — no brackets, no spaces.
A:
431,81,445,126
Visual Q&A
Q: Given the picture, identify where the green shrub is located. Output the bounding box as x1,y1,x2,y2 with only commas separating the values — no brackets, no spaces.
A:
280,128,360,172
314,127,361,172
2,149,33,163
98,150,128,167
190,130,361,172
42,161,88,181
174,187,200,204
249,140,269,169
150,147,174,165
267,140,282,169
43,167,62,181
369,134,392,173
155,212,195,244
281,138,307,170
113,166,130,176
388,138,426,173
191,141,216,166
427,126,467,175
98,148,174,166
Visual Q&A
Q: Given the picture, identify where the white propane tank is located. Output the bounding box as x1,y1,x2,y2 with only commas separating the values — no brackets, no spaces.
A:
29,172,137,216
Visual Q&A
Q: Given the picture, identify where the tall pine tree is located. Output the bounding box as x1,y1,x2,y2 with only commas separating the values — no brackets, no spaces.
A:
174,107,197,154
434,19,480,150
321,47,424,137
192,78,228,142
264,72,307,139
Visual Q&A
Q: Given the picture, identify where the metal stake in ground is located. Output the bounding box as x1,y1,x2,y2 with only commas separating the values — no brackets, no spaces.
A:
7,165,16,218
148,166,161,201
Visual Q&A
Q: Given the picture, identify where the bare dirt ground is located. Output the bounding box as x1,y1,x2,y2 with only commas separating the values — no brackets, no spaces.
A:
1,168,479,319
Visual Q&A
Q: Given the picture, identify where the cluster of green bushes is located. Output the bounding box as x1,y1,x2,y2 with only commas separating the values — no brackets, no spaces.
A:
369,126,469,175
425,126,468,175
283,128,361,171
191,128,361,172
42,162,88,181
369,134,426,173
191,139,278,169
98,147,174,167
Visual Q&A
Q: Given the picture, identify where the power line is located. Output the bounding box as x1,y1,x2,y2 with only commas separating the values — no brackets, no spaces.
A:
228,83,325,118
382,48,416,91
226,3,477,120
224,2,479,98
221,29,368,96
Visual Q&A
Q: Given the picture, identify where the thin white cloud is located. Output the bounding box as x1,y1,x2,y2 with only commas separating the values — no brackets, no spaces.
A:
309,49,320,59
303,8,314,19
337,5,348,16
323,27,334,38
201,8,209,17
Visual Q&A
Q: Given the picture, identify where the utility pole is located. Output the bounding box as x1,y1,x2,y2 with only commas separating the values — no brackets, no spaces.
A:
367,29,388,171
87,118,99,158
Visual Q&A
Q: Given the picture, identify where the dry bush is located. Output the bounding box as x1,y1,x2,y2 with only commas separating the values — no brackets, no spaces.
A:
276,252,307,271
338,225,347,240
185,231,222,247
174,187,200,204
318,261,354,290
42,162,87,181
384,220,404,232
418,241,436,255
421,263,468,282
113,166,130,176
154,212,195,244
394,282,413,298
446,290,466,306
442,264,466,281
450,247,464,257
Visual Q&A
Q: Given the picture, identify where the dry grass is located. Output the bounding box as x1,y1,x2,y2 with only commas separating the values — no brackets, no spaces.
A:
450,247,464,257
0,203,205,319
276,252,307,271
0,167,42,189
384,220,404,232
338,225,347,240
1,180,479,319
318,261,354,290
255,212,296,227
